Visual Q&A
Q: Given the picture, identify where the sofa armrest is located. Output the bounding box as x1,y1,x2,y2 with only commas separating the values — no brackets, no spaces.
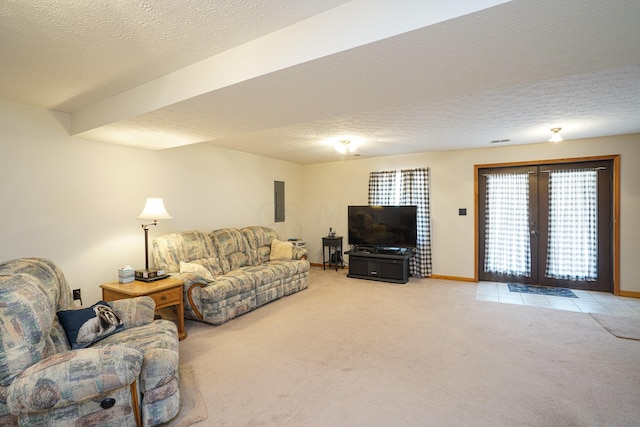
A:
139,347,180,393
109,296,156,329
7,344,143,415
171,272,209,287
170,272,209,320
293,246,308,260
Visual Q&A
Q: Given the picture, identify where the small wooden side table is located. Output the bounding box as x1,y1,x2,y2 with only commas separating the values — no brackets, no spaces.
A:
322,236,344,271
100,277,186,341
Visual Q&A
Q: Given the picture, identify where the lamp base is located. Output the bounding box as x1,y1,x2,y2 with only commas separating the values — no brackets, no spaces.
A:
135,268,168,282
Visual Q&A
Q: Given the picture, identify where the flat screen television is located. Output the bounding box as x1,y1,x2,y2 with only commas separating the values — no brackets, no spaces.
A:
348,205,417,249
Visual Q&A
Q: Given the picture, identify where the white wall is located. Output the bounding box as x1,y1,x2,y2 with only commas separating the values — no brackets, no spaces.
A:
302,134,640,293
0,99,304,305
2,98,639,299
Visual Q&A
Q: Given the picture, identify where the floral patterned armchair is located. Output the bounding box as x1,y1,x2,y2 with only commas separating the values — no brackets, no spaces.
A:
0,258,180,426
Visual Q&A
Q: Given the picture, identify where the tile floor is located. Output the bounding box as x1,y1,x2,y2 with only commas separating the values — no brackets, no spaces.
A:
476,282,640,317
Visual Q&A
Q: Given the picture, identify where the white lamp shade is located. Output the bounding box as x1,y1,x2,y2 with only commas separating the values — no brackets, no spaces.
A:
137,197,173,220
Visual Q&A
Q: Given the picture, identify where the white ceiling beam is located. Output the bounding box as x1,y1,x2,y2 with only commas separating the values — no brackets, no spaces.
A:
71,0,510,135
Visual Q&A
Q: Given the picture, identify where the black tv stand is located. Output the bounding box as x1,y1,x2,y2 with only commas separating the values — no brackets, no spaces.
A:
345,248,413,284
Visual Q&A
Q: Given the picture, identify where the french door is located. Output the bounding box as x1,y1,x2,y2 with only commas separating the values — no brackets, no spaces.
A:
478,160,613,292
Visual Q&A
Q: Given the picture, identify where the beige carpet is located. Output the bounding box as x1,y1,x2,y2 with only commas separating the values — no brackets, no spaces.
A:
178,267,640,426
160,365,208,427
590,312,640,340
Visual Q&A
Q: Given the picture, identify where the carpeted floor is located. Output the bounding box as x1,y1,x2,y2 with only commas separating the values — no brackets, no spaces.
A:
159,365,208,427
178,267,640,426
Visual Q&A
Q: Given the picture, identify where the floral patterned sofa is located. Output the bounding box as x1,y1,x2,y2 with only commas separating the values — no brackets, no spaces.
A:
0,258,180,427
152,226,309,325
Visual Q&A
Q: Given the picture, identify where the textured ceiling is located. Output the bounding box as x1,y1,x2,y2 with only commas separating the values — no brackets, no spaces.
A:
0,0,349,111
1,0,640,164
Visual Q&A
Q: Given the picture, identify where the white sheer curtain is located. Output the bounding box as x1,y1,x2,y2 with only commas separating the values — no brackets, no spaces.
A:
545,169,598,281
484,173,531,277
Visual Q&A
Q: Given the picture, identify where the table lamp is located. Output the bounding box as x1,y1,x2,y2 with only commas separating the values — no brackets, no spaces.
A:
135,197,172,281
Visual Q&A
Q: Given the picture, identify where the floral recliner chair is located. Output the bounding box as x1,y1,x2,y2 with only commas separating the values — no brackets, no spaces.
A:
0,258,180,426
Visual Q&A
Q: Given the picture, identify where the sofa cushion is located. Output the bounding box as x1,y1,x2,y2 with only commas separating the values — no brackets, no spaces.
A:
153,230,223,276
265,259,310,276
0,258,77,386
210,228,252,273
57,302,124,350
270,239,293,260
108,296,156,330
241,226,279,265
0,274,55,385
179,261,215,281
203,273,256,300
238,265,282,287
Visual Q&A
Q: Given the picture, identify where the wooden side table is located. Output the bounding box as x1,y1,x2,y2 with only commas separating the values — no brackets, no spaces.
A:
322,236,344,271
100,277,186,341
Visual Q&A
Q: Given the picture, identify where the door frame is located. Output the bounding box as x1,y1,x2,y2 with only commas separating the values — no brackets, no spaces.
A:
474,154,621,295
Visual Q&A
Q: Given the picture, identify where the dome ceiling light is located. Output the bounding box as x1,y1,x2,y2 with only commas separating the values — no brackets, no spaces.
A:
549,127,563,143
335,139,355,154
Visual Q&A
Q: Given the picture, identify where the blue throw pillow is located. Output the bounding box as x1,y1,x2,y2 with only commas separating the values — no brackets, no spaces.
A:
57,301,124,349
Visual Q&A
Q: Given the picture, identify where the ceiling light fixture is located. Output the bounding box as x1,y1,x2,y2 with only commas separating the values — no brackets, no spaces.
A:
335,139,354,154
549,127,563,143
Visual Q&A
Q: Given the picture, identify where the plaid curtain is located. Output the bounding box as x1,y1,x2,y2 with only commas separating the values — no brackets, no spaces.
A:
368,170,397,205
545,169,598,281
400,168,432,277
367,168,432,278
484,173,531,277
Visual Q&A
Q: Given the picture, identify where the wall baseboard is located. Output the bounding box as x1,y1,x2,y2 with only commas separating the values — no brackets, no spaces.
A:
310,262,347,269
619,290,640,299
429,274,477,282
311,267,639,296
311,266,477,283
